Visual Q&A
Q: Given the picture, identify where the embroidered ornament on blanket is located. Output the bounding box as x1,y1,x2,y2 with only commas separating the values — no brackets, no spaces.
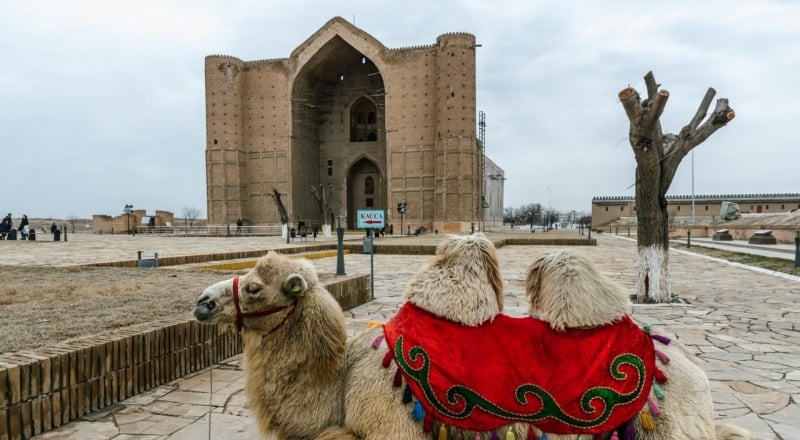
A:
382,304,655,434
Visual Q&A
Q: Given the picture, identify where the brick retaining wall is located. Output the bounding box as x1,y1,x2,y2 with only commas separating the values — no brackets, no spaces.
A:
0,274,370,440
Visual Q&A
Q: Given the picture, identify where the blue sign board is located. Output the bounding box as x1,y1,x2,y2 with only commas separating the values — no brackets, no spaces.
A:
357,210,385,229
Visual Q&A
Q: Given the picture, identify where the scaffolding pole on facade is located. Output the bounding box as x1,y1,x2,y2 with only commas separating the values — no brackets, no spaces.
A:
478,110,486,232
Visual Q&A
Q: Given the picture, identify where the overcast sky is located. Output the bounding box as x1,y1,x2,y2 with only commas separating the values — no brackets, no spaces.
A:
2,0,797,219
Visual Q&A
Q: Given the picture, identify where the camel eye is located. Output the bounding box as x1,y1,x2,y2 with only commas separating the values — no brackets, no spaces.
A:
244,284,261,295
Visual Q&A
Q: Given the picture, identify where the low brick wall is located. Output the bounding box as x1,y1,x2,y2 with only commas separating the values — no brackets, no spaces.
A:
0,274,370,440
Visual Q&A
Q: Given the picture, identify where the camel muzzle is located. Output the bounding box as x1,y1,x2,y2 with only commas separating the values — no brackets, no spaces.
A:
193,293,217,321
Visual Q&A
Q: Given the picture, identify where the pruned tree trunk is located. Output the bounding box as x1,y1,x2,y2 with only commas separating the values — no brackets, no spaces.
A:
618,71,735,303
310,184,333,238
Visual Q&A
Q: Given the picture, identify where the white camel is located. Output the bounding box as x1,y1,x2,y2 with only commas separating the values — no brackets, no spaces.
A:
523,250,754,440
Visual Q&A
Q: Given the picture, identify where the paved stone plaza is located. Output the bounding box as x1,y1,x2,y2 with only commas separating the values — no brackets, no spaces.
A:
2,231,797,439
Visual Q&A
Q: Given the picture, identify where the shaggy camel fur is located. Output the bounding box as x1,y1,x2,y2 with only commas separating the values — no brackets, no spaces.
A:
323,233,541,439
193,252,348,440
524,250,754,440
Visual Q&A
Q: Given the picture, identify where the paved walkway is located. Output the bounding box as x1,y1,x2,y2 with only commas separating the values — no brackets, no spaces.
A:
3,231,797,439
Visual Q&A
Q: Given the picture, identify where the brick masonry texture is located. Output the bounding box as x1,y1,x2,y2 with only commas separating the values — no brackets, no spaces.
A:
0,275,370,440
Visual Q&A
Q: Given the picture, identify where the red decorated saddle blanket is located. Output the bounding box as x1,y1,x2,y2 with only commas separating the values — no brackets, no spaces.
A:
382,303,655,434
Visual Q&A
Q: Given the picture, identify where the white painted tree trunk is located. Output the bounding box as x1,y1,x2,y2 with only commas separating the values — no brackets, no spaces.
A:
322,223,332,238
635,244,672,303
281,224,289,240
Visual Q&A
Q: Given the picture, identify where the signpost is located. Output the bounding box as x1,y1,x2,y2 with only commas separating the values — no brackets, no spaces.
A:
357,210,385,299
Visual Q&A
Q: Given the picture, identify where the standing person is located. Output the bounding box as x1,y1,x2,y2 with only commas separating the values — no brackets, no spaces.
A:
18,214,29,240
0,213,12,239
18,215,29,239
236,218,243,236
50,222,58,235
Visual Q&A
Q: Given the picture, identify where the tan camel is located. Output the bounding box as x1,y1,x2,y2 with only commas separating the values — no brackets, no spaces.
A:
193,251,348,440
524,250,754,440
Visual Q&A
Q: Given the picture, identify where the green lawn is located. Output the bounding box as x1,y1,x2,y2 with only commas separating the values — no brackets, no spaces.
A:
671,243,800,277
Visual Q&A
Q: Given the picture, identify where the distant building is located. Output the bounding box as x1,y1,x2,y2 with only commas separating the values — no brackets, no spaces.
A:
591,193,800,227
92,210,175,234
483,157,504,229
204,17,503,232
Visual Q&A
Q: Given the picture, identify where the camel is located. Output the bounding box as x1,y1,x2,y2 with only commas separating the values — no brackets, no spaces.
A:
193,238,753,439
524,250,754,440
325,232,540,439
193,251,349,440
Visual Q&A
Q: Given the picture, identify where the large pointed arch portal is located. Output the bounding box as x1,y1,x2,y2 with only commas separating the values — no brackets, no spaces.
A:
347,157,384,229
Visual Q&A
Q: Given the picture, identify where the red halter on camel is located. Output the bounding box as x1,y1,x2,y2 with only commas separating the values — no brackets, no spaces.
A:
231,276,296,333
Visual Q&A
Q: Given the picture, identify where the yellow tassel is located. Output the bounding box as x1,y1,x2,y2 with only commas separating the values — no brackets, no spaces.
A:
438,424,447,440
641,407,656,431
367,320,384,328
506,427,516,440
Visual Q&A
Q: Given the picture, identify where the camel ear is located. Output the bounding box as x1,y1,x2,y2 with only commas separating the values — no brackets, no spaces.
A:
282,273,308,298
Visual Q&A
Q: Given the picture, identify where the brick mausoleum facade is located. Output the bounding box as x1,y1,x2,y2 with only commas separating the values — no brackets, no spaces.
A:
204,17,502,232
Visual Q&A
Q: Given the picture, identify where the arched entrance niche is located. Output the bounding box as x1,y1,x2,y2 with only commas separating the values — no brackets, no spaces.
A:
289,35,386,226
347,157,384,229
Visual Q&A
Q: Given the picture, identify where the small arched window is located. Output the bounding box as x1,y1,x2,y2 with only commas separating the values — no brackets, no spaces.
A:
350,97,378,142
364,176,375,195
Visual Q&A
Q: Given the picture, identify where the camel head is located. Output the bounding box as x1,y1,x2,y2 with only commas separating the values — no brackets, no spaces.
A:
524,249,631,331
404,232,504,326
193,251,319,333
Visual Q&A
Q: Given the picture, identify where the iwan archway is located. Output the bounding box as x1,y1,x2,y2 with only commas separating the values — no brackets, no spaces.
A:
347,157,385,229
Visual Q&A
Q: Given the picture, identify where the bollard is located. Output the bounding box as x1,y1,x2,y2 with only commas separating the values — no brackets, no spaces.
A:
687,229,691,248
795,231,799,268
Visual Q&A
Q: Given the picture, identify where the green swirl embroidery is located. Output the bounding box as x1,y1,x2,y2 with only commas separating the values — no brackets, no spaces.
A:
394,336,646,428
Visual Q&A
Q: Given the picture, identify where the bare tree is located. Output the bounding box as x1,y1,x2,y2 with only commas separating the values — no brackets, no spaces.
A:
517,203,542,229
182,206,201,226
310,184,332,228
269,188,289,225
67,215,80,233
618,71,734,303
503,207,515,225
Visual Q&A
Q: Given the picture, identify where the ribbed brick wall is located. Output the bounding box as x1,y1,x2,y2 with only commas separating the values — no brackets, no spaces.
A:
0,275,370,440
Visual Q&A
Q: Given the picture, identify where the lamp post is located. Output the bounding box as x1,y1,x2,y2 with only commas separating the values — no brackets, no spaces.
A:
397,202,407,235
336,215,346,276
547,186,551,231
123,204,134,235
794,230,799,269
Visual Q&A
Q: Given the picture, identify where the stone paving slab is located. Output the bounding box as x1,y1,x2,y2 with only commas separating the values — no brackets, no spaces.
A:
15,231,799,440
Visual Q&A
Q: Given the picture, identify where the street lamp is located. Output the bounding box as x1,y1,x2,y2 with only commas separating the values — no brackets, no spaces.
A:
547,186,551,231
123,204,134,235
397,202,407,235
336,215,346,276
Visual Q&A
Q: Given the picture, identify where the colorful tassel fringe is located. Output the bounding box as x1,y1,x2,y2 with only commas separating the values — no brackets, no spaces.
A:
412,400,424,421
647,395,662,417
610,431,620,440
382,350,393,368
654,349,671,364
654,367,668,383
402,385,413,404
366,320,384,328
641,407,656,431
653,382,665,399
393,367,403,387
650,333,671,345
439,424,447,440
371,334,384,349
506,427,516,440
423,413,434,433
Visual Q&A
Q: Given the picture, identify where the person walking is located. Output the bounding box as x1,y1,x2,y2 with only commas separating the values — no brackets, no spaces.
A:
236,218,243,236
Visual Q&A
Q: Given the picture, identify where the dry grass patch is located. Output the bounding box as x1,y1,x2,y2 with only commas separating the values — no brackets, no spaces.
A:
0,265,236,354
